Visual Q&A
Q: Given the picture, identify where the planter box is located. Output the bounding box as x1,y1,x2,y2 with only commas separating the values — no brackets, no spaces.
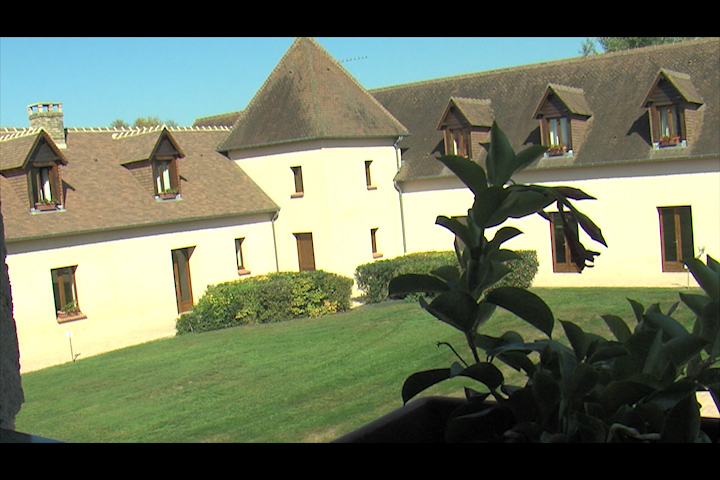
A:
333,396,720,443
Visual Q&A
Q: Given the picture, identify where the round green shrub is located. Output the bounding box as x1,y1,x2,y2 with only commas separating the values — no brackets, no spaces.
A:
354,250,538,304
176,270,353,335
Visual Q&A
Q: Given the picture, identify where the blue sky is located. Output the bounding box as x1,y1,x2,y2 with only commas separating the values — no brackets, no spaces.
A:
0,37,588,128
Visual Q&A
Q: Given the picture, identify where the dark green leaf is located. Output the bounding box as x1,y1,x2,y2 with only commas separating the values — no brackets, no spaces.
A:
474,300,496,330
707,255,720,274
401,369,452,404
565,363,599,405
472,186,508,228
661,392,701,443
388,274,449,297
513,145,547,174
627,298,645,324
436,215,477,249
679,292,711,318
486,287,554,338
486,227,523,252
644,311,690,340
552,186,596,201
599,381,655,415
459,362,505,391
602,314,633,343
560,320,588,360
437,155,488,196
662,334,709,367
684,257,720,300
430,265,461,284
423,290,479,333
486,121,516,186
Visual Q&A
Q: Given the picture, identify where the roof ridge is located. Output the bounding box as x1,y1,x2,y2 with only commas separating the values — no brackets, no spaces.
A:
0,127,43,142
370,37,720,94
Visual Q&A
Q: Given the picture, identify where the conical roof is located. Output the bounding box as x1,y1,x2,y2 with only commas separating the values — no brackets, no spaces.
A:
218,37,408,152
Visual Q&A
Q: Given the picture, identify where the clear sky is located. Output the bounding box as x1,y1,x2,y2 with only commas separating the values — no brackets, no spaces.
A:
0,37,588,128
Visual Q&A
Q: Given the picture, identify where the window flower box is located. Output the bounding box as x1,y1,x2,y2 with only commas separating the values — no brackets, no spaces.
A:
659,135,681,147
34,201,59,211
546,145,568,156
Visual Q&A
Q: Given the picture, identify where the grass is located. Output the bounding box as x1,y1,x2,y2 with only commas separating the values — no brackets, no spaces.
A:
14,287,700,443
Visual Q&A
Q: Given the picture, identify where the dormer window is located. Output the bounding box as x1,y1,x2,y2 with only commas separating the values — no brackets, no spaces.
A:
532,84,592,157
641,69,703,149
546,117,570,155
437,97,493,159
30,164,61,210
153,157,179,199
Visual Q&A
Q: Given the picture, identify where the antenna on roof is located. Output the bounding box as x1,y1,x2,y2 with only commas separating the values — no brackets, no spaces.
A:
340,55,367,63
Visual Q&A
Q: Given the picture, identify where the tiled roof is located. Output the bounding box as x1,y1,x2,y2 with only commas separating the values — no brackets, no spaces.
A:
0,127,279,242
217,37,409,152
369,37,720,182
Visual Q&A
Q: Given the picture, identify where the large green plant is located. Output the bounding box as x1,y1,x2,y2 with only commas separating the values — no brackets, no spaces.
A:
388,122,719,442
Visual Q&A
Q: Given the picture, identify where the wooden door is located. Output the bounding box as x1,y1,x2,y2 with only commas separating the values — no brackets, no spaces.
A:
294,233,316,272
172,247,194,313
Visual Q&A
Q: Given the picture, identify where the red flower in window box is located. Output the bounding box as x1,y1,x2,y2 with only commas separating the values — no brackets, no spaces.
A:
659,135,681,146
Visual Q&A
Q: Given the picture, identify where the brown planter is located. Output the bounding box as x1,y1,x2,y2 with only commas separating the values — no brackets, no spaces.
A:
333,396,720,443
34,202,58,211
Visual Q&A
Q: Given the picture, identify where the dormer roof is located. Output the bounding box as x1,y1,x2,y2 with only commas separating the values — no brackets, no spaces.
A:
217,37,408,153
532,83,592,119
112,126,185,165
0,128,68,171
436,97,494,130
640,68,704,107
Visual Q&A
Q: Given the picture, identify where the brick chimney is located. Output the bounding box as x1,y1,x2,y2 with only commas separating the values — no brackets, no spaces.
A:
28,102,66,149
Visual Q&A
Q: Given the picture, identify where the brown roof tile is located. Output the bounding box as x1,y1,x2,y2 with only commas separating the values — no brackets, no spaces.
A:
218,37,408,152
1,127,278,242
370,38,720,182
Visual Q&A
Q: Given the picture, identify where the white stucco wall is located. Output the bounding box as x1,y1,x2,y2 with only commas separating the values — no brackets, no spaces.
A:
398,157,719,288
6,213,277,373
229,138,406,282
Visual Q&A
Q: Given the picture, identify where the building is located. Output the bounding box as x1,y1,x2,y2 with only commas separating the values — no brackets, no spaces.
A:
1,37,718,372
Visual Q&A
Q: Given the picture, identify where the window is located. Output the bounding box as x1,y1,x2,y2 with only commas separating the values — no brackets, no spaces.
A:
294,233,316,271
30,165,61,210
52,266,85,322
445,128,470,157
291,166,304,197
549,212,579,273
235,238,250,275
546,117,570,154
653,104,685,146
153,157,179,198
172,247,194,313
365,160,376,190
658,206,694,272
370,228,382,258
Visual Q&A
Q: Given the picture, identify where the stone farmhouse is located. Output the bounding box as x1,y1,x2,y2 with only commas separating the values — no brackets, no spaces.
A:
1,37,718,373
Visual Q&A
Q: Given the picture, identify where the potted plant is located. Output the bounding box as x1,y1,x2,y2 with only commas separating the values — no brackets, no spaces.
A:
334,122,719,443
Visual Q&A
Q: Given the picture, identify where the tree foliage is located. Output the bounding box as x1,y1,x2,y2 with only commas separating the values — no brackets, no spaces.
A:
580,37,699,56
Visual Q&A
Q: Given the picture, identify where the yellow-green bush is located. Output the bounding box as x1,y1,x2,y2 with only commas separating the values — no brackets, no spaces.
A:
176,270,353,334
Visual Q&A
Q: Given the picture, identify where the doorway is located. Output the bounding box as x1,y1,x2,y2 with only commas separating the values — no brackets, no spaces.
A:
172,247,195,313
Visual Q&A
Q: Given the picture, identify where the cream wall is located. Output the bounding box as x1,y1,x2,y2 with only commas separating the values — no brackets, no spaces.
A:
398,157,719,288
229,138,406,282
6,213,277,373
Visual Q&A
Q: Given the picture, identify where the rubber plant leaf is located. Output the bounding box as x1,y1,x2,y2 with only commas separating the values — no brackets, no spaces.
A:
486,286,554,338
401,369,452,404
388,274,450,297
437,154,488,196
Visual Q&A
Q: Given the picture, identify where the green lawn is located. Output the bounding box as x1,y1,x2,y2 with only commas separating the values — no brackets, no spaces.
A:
14,287,700,443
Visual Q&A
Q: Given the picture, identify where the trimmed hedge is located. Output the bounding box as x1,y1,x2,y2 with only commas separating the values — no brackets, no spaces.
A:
176,270,353,334
354,250,538,303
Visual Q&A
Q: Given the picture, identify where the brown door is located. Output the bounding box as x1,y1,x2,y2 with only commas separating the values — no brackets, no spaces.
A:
294,233,316,271
172,247,194,313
